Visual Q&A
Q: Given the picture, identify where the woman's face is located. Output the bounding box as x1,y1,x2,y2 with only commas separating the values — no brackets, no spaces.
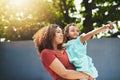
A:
53,27,63,45
68,26,80,39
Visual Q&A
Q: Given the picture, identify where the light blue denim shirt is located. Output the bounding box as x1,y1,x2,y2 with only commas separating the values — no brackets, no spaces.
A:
64,36,98,78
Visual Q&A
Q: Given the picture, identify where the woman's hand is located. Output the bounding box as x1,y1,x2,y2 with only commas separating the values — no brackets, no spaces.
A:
88,76,94,80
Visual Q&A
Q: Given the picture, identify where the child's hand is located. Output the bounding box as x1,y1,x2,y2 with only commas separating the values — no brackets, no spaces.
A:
108,21,115,29
103,21,115,30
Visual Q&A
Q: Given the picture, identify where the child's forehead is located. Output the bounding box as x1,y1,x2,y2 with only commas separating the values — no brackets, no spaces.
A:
69,26,78,29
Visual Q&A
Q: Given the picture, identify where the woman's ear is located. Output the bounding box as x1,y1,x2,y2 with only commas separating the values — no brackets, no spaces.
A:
66,34,69,37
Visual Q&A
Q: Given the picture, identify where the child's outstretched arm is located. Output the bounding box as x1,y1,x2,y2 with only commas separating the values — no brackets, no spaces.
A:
80,21,115,43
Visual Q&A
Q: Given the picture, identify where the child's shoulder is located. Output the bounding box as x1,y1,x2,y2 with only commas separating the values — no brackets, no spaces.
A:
80,33,86,37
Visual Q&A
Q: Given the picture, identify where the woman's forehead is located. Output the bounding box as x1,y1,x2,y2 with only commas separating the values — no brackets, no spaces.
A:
56,27,62,30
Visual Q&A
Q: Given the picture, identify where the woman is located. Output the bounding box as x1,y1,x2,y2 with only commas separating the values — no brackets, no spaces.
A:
33,24,93,80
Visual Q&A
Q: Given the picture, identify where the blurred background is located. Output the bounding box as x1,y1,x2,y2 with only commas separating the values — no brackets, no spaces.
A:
0,0,120,42
0,0,120,80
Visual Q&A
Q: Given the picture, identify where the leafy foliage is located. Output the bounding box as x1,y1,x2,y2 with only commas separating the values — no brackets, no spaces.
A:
0,0,120,41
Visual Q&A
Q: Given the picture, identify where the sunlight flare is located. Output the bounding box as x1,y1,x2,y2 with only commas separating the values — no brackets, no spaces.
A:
8,0,27,7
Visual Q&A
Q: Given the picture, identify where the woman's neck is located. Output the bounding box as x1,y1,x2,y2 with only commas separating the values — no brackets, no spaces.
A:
53,43,58,50
54,49,63,54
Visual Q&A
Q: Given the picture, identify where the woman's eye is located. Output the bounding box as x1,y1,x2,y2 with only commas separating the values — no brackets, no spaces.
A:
57,31,60,33
56,30,62,33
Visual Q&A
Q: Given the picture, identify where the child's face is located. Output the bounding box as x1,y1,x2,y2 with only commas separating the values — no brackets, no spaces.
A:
68,26,80,39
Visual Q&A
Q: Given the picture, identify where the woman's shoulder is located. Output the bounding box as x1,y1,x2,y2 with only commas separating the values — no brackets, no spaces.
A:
41,49,54,54
40,49,56,59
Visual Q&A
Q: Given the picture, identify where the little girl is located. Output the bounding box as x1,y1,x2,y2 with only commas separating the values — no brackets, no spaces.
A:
63,22,114,80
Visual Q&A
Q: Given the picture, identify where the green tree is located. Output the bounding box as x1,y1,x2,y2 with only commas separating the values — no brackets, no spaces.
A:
0,0,120,41
52,0,77,26
80,0,120,37
0,0,62,41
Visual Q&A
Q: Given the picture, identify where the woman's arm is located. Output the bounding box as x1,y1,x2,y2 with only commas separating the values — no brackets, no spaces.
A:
80,22,114,43
49,58,90,80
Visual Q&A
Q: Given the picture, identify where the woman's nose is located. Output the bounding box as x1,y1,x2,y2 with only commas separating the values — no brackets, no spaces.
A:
60,33,63,36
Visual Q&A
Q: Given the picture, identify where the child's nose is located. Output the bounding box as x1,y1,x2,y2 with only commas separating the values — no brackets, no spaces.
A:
75,31,79,34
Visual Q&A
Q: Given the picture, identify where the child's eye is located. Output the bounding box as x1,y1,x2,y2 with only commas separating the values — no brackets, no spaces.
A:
57,30,60,32
71,30,75,32
77,30,80,33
